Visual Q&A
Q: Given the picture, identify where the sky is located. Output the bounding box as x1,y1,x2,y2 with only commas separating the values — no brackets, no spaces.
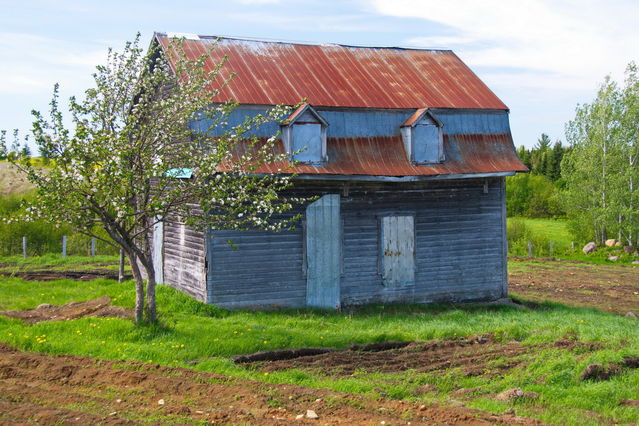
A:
1,0,638,150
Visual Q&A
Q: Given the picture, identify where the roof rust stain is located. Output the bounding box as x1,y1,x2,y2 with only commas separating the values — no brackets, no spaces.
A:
220,134,527,177
156,34,508,111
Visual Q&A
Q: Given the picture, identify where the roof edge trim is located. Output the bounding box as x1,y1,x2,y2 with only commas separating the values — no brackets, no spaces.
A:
287,171,517,182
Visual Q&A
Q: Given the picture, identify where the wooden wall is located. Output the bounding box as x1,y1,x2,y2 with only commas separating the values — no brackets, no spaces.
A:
162,207,208,302
204,178,507,309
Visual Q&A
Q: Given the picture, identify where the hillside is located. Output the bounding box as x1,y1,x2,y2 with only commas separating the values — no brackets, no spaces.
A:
0,161,35,196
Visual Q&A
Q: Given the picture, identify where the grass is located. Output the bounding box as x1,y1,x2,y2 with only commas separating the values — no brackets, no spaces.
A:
0,275,638,424
510,217,573,247
0,254,127,272
508,217,639,264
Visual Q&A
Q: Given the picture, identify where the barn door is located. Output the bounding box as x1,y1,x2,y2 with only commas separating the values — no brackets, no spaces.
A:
381,216,415,286
152,219,164,284
306,194,341,309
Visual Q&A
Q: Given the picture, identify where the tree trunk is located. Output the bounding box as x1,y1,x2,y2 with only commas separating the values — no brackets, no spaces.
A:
128,252,145,324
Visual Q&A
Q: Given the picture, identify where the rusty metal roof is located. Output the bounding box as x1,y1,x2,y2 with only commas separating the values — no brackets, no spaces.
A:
155,34,508,111
220,134,527,177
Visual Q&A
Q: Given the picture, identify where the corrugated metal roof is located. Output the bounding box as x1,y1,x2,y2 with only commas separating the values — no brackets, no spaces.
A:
155,33,508,111
220,134,527,177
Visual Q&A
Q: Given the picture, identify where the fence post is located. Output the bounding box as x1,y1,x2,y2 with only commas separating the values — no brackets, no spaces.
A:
62,235,67,258
571,241,575,251
90,237,96,257
527,240,533,257
118,249,125,283
22,236,27,259
550,240,553,256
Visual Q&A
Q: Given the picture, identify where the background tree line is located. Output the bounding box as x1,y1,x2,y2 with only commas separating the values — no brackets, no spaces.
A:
506,134,569,217
562,63,639,245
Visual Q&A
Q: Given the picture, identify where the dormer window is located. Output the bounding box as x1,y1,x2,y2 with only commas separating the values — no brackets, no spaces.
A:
281,103,328,164
400,108,444,164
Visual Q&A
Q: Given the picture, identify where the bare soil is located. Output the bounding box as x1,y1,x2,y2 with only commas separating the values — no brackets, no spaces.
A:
247,335,599,380
0,296,133,323
509,259,639,315
0,343,540,425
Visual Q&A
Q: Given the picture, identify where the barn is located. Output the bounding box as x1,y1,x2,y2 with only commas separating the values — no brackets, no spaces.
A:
151,33,528,310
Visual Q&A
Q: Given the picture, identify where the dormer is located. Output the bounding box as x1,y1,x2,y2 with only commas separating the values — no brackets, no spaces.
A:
281,103,328,164
401,108,444,164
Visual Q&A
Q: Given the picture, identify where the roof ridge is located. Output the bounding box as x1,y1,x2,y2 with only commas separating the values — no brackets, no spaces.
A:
154,32,454,52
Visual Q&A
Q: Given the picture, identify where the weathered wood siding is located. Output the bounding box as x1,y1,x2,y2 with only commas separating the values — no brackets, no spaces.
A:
206,178,507,309
194,107,511,139
162,209,207,302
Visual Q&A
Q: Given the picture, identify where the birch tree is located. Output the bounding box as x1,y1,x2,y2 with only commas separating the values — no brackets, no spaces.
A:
9,35,301,323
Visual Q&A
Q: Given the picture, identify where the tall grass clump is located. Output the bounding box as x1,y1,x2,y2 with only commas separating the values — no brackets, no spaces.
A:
507,218,552,256
0,192,117,256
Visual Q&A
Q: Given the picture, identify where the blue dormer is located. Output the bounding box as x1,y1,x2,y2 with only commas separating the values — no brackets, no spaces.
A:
401,108,444,164
281,103,328,164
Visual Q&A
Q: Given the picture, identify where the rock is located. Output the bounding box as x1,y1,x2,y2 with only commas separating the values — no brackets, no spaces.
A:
418,405,427,411
495,388,523,401
633,260,639,265
314,398,322,403
605,239,617,247
157,399,165,405
626,312,637,318
620,399,639,407
624,245,634,254
116,399,122,403
295,414,304,420
583,242,597,254
306,409,319,419
608,255,619,261
36,303,52,309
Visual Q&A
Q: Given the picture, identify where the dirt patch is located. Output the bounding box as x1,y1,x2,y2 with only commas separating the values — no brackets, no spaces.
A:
244,335,602,382
0,296,132,324
509,260,639,315
580,356,639,381
0,269,132,281
232,341,413,364
250,335,530,378
0,344,541,425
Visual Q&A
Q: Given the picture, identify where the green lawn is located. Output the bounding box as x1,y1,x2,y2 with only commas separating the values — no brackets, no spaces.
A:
0,254,127,272
1,276,638,425
507,217,639,264
509,217,573,247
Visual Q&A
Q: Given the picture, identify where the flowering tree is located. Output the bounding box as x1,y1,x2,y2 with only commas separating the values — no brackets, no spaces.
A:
10,35,300,323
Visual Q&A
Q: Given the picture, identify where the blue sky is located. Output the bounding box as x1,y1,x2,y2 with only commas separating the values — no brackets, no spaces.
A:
1,0,638,149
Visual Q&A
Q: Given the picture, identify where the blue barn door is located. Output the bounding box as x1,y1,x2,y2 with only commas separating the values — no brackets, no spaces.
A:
306,194,341,309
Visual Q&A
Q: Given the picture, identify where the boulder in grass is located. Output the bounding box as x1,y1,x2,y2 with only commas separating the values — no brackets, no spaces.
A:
624,245,634,254
583,242,597,254
608,255,619,261
605,239,617,247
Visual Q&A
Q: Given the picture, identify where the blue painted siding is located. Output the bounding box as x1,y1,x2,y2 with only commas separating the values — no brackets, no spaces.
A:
191,107,511,139
292,123,322,163
205,178,507,309
305,194,341,308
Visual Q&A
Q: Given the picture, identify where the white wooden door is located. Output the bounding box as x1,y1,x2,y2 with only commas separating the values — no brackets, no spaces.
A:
152,219,164,284
381,216,415,286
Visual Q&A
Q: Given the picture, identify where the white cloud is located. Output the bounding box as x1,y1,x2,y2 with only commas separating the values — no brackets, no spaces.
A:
369,0,639,92
234,0,282,4
0,32,106,95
